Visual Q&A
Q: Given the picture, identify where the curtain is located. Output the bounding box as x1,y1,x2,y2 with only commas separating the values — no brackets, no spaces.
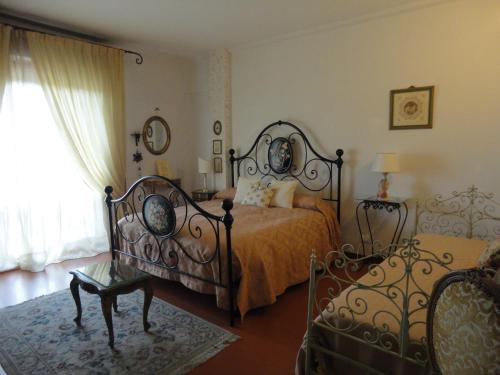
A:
0,24,12,106
0,30,111,271
26,32,126,196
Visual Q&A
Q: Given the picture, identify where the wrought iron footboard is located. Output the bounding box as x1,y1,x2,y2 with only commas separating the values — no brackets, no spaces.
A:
104,175,237,326
305,238,454,374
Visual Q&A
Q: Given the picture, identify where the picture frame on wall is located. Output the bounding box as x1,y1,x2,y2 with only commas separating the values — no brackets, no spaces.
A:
389,85,434,130
213,157,223,173
213,120,222,135
213,140,222,154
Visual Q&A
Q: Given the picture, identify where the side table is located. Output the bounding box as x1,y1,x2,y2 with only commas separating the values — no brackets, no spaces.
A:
69,259,153,348
192,189,217,202
143,178,181,194
356,197,408,257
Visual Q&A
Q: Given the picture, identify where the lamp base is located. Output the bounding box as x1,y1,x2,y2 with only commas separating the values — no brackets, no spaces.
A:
377,173,390,200
202,173,208,192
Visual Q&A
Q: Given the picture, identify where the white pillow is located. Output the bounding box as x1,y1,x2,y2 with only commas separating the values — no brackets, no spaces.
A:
241,185,275,208
268,180,299,208
233,177,261,203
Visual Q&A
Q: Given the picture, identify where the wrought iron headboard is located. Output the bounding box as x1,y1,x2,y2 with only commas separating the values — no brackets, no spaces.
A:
229,120,344,221
416,185,500,240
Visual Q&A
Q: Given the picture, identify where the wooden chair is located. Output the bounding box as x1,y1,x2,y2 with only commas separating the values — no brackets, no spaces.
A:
427,268,500,374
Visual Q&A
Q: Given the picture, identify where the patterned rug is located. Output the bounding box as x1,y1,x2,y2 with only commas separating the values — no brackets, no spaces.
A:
0,289,239,374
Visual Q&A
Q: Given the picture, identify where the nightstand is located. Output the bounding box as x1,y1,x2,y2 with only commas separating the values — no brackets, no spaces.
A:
142,178,181,193
356,197,408,257
192,189,217,202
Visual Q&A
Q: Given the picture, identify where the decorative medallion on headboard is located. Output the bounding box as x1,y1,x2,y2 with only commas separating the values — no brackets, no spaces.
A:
268,137,293,174
143,194,176,236
229,120,344,220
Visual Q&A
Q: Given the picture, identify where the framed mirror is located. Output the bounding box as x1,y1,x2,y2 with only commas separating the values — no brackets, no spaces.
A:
142,116,171,155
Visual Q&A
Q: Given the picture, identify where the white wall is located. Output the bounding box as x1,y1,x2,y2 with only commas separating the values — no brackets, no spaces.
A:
124,53,199,194
231,0,500,245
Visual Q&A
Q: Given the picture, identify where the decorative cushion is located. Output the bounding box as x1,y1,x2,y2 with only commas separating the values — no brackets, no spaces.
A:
233,177,261,203
477,239,500,269
292,192,318,210
241,185,275,208
268,180,299,208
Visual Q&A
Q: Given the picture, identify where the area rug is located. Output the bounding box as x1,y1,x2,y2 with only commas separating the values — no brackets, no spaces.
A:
0,289,239,374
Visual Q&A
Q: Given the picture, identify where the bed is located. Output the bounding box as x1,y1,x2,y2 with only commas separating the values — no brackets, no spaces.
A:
104,120,344,325
296,186,500,374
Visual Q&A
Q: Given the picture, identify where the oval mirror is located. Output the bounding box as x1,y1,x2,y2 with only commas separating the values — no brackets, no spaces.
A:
143,116,171,155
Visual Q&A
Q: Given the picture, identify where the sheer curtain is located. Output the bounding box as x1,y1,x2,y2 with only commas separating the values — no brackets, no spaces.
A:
27,31,126,195
0,29,125,272
0,25,11,105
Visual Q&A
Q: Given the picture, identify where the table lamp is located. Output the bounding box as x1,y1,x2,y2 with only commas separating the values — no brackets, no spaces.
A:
372,153,400,200
198,158,210,192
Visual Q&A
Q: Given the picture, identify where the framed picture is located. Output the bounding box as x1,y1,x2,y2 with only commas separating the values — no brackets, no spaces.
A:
389,86,434,130
213,120,222,135
212,140,222,154
213,157,223,173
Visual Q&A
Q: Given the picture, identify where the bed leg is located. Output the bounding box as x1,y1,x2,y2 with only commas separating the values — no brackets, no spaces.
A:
305,250,317,375
222,199,235,326
105,186,115,260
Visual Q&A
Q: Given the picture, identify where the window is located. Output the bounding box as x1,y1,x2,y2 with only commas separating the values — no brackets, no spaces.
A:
0,53,107,271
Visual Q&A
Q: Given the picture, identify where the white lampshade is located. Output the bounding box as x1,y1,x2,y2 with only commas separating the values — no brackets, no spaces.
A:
372,153,400,173
198,158,210,174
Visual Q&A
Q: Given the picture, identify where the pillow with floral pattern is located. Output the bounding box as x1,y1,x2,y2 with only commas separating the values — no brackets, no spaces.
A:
241,185,275,208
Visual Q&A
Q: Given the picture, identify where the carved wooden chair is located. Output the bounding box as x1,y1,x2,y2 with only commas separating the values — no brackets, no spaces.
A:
427,268,500,374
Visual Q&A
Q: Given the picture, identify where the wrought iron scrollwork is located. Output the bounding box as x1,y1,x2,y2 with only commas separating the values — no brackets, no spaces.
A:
105,176,227,286
306,237,454,371
416,185,500,240
229,121,344,221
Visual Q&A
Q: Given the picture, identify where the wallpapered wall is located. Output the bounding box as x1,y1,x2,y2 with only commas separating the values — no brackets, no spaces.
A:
231,0,500,245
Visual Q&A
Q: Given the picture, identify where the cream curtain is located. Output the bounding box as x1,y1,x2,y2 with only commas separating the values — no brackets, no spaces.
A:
0,24,12,106
0,30,109,271
26,32,126,195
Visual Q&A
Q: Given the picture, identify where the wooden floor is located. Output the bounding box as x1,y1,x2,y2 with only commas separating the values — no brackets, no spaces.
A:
0,253,363,374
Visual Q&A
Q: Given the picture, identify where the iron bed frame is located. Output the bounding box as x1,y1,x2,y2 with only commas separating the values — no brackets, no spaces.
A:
105,120,344,326
304,186,500,374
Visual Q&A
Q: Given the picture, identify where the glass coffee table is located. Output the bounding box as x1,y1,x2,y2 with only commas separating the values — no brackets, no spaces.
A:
69,259,153,348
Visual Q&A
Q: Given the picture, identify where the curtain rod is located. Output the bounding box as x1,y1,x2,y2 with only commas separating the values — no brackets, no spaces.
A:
0,13,143,64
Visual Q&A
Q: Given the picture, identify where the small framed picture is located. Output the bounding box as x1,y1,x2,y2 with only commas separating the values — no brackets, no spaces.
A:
213,157,223,173
213,120,222,135
389,86,434,130
213,140,222,154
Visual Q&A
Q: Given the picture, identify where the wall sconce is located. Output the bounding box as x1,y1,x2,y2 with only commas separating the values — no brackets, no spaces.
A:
131,132,141,147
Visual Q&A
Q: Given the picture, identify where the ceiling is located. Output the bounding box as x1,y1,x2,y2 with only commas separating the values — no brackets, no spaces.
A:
0,0,445,55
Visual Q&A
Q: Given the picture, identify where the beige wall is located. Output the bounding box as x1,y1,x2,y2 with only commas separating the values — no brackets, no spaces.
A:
124,53,199,194
231,0,500,245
